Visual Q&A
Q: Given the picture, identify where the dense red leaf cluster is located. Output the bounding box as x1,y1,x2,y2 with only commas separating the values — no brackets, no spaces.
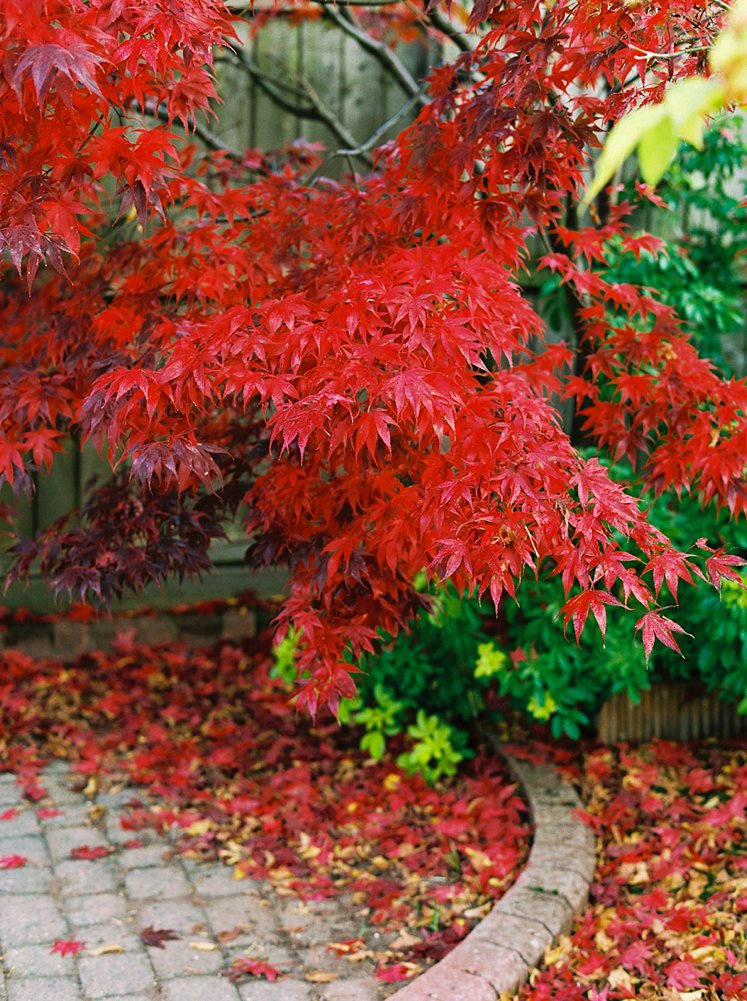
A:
1,0,745,710
513,741,747,1001
0,628,530,966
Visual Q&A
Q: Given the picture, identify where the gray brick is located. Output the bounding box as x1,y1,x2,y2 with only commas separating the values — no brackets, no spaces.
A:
104,820,148,845
7,978,81,1001
162,977,240,1001
124,866,190,901
4,942,76,977
192,868,246,899
0,834,49,865
73,921,142,952
46,826,108,861
65,892,129,927
119,844,171,870
238,982,312,1001
55,859,119,895
0,895,68,945
319,982,380,1001
0,866,54,894
204,896,275,940
39,805,95,829
78,952,154,998
147,939,225,977
138,900,206,934
0,811,40,836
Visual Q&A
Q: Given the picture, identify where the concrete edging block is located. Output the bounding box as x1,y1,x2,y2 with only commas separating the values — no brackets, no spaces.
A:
388,747,596,1000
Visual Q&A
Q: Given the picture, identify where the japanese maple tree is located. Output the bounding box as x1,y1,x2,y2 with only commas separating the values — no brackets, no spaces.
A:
0,0,745,713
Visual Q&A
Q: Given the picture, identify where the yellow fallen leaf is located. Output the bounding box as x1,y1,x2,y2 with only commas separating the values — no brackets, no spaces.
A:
189,942,218,952
607,967,635,995
594,929,615,953
384,773,401,791
305,971,337,983
185,819,213,837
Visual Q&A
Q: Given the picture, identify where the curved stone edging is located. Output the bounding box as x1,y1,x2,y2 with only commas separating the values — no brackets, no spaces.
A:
388,747,596,1001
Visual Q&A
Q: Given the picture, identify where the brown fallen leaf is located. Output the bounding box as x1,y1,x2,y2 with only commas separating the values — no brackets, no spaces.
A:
388,930,421,951
140,926,180,948
305,971,337,983
88,944,124,956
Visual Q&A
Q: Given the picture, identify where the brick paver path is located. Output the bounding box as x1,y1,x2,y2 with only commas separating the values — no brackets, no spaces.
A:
0,764,393,1001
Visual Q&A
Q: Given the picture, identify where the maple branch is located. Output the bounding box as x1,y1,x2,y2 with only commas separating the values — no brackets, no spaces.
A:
226,45,371,161
318,4,428,104
426,7,476,52
334,91,422,156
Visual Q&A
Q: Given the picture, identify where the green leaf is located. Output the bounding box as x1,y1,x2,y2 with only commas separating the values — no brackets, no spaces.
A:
584,105,667,205
637,117,678,187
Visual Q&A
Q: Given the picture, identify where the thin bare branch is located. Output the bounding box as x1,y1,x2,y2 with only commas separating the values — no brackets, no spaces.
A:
335,91,421,156
225,43,373,163
318,4,427,103
427,6,476,52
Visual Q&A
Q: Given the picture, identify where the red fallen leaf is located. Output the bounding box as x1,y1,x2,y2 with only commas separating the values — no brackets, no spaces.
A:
36,808,62,819
0,854,27,869
666,958,705,991
140,926,180,948
0,808,21,821
122,839,145,849
327,938,367,956
376,963,420,982
227,958,283,982
23,784,47,802
51,940,85,956
71,845,113,861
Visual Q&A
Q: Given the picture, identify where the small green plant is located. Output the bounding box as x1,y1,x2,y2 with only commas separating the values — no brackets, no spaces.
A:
395,710,469,784
270,627,301,685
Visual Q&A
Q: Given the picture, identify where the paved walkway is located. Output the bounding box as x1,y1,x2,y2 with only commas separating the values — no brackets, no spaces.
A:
0,764,393,1001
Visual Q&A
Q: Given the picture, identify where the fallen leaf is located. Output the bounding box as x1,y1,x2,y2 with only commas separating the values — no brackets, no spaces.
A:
388,930,422,950
226,958,283,982
189,941,218,951
0,808,21,821
51,940,85,957
376,962,421,982
88,944,125,956
140,926,180,948
71,845,112,861
305,971,337,983
0,854,27,869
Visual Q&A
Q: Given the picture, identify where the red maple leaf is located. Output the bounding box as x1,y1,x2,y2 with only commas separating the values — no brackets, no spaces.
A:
70,845,112,861
0,854,27,869
226,958,283,982
0,808,21,821
376,962,419,982
51,940,85,957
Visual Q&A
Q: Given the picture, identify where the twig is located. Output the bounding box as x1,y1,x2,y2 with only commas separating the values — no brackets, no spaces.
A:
319,3,427,103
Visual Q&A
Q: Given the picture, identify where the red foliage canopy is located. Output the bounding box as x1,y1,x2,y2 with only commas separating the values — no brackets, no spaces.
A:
0,0,745,712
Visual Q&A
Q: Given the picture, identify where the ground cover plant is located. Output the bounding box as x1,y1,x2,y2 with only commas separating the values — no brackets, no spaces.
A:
0,0,746,716
0,622,530,980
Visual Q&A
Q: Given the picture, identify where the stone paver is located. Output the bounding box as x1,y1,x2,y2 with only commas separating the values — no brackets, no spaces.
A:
0,764,396,1001
7,978,81,1001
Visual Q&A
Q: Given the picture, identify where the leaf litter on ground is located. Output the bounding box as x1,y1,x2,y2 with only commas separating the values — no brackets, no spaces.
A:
0,625,530,978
